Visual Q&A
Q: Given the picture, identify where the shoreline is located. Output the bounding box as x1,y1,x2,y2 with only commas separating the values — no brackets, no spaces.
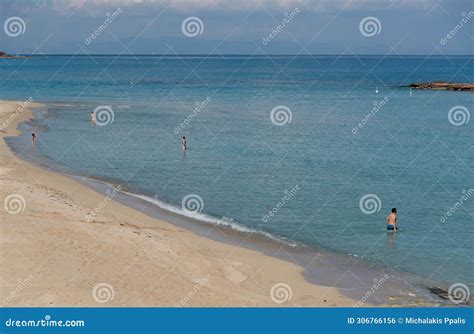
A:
0,99,363,307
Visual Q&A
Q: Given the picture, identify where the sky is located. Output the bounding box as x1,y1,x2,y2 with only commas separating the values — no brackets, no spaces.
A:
1,0,473,55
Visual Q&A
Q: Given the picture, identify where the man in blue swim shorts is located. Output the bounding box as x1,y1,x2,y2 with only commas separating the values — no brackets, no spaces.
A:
386,208,398,231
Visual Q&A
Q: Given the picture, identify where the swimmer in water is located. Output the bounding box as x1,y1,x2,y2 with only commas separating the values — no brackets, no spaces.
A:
181,136,187,151
386,208,398,231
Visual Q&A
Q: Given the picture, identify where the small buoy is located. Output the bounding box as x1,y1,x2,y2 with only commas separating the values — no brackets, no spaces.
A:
375,87,379,94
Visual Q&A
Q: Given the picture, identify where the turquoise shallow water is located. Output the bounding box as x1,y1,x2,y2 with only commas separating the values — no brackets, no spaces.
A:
1,55,473,292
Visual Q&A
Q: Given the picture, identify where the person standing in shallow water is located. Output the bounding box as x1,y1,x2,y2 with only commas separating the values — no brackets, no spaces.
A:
89,111,96,125
181,136,187,151
386,208,398,231
31,133,36,146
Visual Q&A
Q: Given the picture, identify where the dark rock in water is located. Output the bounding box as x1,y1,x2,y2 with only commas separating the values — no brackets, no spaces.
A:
0,51,28,59
428,286,471,305
409,81,474,91
428,286,450,300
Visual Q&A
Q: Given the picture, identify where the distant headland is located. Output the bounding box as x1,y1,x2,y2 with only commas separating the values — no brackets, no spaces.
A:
409,81,474,91
0,51,28,59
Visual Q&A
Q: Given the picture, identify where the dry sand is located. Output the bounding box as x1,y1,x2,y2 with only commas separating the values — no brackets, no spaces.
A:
0,100,357,307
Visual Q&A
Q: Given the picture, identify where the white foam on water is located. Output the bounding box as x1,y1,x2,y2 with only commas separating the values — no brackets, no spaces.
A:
53,103,77,107
122,190,298,247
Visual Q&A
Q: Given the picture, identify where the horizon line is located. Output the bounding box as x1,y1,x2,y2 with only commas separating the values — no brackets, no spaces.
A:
7,53,474,57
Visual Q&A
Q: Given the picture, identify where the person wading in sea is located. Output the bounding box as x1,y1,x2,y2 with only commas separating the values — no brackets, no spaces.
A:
90,111,96,125
386,208,398,231
181,136,187,152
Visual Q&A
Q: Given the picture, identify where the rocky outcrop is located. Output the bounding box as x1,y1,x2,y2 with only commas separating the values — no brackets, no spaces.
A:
409,81,474,91
0,51,27,59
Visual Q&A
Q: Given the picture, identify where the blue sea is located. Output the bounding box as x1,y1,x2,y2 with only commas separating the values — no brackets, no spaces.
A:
1,55,473,302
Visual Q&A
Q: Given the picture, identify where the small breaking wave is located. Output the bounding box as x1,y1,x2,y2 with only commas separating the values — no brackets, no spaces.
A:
122,190,299,247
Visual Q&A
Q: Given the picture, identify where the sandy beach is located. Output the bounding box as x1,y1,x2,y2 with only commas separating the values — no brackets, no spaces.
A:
0,99,357,307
